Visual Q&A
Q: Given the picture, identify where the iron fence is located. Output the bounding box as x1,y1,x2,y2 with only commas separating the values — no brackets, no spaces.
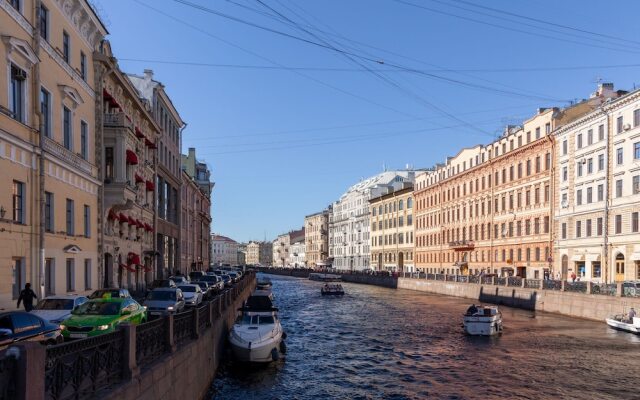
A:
445,275,456,282
496,277,507,286
198,303,211,331
427,273,436,280
481,276,494,285
173,310,195,347
524,279,541,289
469,275,479,284
543,280,562,290
565,282,587,293
0,354,16,400
507,277,523,287
135,318,168,368
45,330,125,400
592,283,617,296
435,274,445,281
456,275,468,283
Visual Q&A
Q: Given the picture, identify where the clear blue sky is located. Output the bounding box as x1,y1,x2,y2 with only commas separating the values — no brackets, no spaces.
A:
93,0,640,242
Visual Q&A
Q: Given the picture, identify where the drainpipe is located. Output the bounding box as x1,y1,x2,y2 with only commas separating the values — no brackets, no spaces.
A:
602,106,611,284
33,0,45,299
546,132,555,279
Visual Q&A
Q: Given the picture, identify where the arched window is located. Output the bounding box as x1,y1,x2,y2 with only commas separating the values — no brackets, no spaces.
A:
398,199,404,210
407,197,413,208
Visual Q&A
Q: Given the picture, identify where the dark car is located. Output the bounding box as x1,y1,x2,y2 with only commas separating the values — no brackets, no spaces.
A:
192,281,214,300
200,274,224,292
189,271,206,281
149,279,177,290
220,274,232,288
0,311,63,350
88,288,131,299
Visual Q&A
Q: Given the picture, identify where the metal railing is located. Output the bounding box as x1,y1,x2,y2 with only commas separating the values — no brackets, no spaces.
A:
543,280,562,290
135,318,168,368
592,283,617,296
198,303,210,331
45,330,125,400
564,282,587,293
524,279,541,289
507,277,522,287
173,311,194,347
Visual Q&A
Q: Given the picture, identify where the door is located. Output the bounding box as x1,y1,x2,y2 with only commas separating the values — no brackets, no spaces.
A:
615,254,625,282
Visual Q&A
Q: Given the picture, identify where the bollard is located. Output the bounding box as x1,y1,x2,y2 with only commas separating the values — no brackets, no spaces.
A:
521,279,526,288
117,323,139,380
12,342,45,400
192,307,200,339
586,281,593,294
166,314,177,353
616,282,623,297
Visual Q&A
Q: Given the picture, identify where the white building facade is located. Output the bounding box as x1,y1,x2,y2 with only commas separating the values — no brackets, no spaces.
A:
211,235,238,266
555,85,640,283
289,241,306,268
329,171,415,271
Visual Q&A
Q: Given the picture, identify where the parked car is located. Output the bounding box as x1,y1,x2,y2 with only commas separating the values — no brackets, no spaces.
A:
88,288,131,299
31,295,88,324
60,298,147,340
0,311,63,349
144,288,185,317
189,271,206,281
227,271,240,283
149,279,177,290
169,276,190,285
192,281,214,300
220,274,233,288
178,284,204,307
201,274,224,291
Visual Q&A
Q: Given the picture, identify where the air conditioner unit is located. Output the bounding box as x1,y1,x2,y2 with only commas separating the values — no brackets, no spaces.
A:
623,123,631,131
561,199,569,208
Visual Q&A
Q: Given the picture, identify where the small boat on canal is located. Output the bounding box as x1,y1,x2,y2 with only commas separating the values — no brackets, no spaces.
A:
256,275,273,291
463,304,503,336
309,273,342,282
321,283,344,296
229,291,285,363
605,313,639,334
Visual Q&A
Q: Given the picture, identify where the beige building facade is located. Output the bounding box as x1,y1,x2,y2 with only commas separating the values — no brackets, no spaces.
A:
414,101,597,279
272,233,290,267
555,84,640,282
370,185,415,272
246,241,271,266
0,0,107,307
304,209,330,268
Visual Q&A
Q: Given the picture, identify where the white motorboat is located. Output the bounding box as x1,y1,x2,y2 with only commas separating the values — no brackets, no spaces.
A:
229,293,284,363
256,275,273,291
463,305,503,336
321,283,344,296
605,315,640,334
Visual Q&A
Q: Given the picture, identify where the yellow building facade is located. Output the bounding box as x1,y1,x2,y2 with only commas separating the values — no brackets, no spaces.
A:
0,0,106,308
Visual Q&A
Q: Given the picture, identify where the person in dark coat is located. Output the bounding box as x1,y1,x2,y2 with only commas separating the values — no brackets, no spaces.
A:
17,283,38,312
466,304,478,315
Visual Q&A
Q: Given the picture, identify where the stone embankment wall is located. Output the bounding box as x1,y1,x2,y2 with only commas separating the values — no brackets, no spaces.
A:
398,278,640,321
341,274,398,289
255,267,311,278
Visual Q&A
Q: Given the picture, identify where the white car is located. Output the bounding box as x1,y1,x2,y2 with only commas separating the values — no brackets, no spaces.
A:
178,284,204,307
31,295,88,324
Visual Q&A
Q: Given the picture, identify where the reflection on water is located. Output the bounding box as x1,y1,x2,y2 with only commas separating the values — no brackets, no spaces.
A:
210,275,639,399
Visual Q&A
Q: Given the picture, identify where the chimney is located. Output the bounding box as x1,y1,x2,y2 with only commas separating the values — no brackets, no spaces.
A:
591,82,615,99
144,69,154,80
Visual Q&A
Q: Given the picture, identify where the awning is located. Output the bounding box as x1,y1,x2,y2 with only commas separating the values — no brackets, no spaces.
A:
134,173,144,184
144,223,153,232
145,138,157,149
127,216,136,225
631,252,640,261
146,180,155,191
107,209,119,221
126,149,138,165
571,254,585,262
136,219,144,229
119,263,136,272
128,252,141,266
135,127,144,138
118,213,128,223
586,253,601,262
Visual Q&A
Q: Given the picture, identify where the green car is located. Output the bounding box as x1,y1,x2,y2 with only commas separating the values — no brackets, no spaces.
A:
60,297,147,340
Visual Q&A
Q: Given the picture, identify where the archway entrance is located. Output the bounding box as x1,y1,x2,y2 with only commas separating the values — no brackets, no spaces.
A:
561,255,568,280
104,253,113,288
615,253,625,282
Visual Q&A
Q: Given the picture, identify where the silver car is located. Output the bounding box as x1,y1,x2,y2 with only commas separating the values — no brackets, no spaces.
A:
143,288,185,316
31,295,88,324
178,284,204,307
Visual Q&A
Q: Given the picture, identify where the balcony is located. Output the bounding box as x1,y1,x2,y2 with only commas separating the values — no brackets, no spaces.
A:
448,240,475,250
103,112,133,130
42,136,95,176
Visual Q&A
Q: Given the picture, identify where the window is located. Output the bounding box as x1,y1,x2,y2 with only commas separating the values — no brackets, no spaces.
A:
597,184,604,201
562,140,568,155
577,133,583,149
535,127,541,139
597,217,603,236
105,147,114,181
634,142,640,160
577,162,583,177
633,175,640,195
63,31,70,63
545,123,551,134
592,262,601,278
12,258,25,299
84,259,92,290
598,124,604,141
598,154,604,171
586,219,592,237
617,116,623,134
39,4,49,40
40,88,51,138
616,179,623,198
45,259,55,296
10,64,26,123
45,192,54,232
616,147,623,165
587,158,593,174
576,221,582,238
9,0,20,11
586,187,593,203
66,199,74,235
562,166,568,182
66,259,75,292
526,160,531,176
80,121,88,160
561,223,567,239
545,152,551,170
80,52,87,81
576,189,582,205
535,156,541,173
615,215,622,234
407,215,413,226
587,129,593,145
63,106,72,150
12,181,25,224
398,200,404,210
633,212,639,233
407,197,413,208
83,205,90,238
635,109,640,127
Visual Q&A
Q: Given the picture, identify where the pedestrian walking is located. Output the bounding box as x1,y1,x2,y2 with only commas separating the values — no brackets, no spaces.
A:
17,283,37,312
571,272,576,283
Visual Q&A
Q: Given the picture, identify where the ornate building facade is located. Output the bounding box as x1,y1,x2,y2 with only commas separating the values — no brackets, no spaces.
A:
304,208,330,268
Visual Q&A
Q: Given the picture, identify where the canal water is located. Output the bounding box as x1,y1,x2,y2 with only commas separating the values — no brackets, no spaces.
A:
210,274,639,400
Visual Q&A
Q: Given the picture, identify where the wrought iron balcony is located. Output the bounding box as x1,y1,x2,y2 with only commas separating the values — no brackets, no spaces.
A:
448,240,475,250
42,136,95,176
103,112,133,129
